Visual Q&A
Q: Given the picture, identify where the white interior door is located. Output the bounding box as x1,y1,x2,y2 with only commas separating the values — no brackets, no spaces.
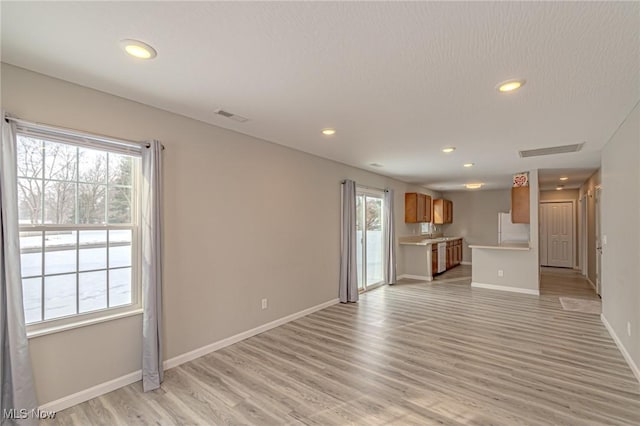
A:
540,201,574,268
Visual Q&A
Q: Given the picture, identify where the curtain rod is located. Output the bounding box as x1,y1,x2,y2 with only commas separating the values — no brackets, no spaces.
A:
5,116,163,150
341,180,387,192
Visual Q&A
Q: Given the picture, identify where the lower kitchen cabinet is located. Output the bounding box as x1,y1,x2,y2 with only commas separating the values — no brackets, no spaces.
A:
433,238,463,276
432,245,438,275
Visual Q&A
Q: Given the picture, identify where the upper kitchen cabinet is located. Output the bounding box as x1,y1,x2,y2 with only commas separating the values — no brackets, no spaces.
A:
433,199,453,224
405,192,432,223
511,186,530,224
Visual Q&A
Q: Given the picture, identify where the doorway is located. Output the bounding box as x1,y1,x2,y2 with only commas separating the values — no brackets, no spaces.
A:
355,189,385,292
580,195,588,276
595,186,602,295
540,201,575,268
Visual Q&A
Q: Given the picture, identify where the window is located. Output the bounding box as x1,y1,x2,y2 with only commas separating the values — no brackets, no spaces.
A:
16,129,142,330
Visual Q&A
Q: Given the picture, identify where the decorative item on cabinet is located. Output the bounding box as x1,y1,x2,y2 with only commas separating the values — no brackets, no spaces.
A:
433,199,453,224
511,172,530,224
405,192,432,223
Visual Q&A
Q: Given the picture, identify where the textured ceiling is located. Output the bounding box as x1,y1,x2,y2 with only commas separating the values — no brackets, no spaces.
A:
2,2,639,190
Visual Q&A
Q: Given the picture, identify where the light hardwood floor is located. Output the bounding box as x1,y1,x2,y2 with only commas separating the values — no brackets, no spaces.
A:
49,267,640,425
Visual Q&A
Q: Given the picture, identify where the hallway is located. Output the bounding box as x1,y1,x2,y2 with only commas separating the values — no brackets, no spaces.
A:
539,266,600,299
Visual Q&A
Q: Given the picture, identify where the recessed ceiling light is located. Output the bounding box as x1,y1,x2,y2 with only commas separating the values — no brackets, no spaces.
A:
559,176,569,181
497,79,526,93
463,163,474,168
556,186,564,191
442,147,456,153
322,128,336,136
465,183,483,189
120,39,157,59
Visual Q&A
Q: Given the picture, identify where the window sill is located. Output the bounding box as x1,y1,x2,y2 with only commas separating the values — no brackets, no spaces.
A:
27,308,144,339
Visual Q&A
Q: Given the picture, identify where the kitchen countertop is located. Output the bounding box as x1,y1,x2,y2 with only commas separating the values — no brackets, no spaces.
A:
468,242,530,251
399,236,462,246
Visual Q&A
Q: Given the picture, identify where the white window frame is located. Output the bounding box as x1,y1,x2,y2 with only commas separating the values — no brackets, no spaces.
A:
355,186,386,292
15,124,144,337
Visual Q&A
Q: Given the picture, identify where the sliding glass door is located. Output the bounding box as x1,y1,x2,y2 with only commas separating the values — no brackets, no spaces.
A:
356,189,385,291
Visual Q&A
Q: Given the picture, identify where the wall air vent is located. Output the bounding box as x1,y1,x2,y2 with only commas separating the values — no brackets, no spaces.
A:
519,143,584,158
214,108,248,123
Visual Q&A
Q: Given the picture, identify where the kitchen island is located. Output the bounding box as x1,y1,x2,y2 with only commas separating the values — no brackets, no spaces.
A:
400,236,462,281
468,242,539,295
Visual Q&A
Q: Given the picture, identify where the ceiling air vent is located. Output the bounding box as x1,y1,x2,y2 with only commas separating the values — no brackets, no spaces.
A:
214,108,248,123
519,143,584,158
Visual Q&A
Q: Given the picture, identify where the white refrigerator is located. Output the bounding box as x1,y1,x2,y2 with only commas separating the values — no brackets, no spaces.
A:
498,212,530,243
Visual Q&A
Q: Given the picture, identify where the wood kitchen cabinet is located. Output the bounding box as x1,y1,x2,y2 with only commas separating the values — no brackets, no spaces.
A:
432,245,438,274
405,193,432,223
445,239,463,269
433,199,453,224
431,238,463,277
445,239,463,268
511,186,530,224
455,240,463,264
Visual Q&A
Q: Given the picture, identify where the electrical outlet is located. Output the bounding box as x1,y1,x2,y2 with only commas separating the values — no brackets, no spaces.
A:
261,298,268,310
628,322,631,337
603,235,607,246
498,270,504,277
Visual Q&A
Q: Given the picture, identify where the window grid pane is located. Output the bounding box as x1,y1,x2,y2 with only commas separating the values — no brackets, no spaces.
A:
79,270,108,313
79,230,107,271
18,178,43,224
17,133,139,325
109,267,132,307
44,274,77,320
20,231,42,277
22,277,43,323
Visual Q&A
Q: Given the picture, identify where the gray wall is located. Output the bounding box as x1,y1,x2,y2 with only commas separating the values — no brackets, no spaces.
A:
540,189,579,201
579,170,601,285
1,64,431,404
441,189,511,263
600,101,639,377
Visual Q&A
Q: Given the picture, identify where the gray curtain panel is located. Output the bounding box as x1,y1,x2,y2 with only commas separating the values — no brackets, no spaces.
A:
1,112,38,424
339,180,358,303
141,140,164,392
384,189,397,284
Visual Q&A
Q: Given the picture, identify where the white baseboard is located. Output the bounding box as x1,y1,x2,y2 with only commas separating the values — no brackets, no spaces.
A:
163,298,339,369
39,370,142,413
471,282,540,296
461,261,472,266
601,314,640,384
39,297,339,413
398,274,432,282
587,278,597,292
